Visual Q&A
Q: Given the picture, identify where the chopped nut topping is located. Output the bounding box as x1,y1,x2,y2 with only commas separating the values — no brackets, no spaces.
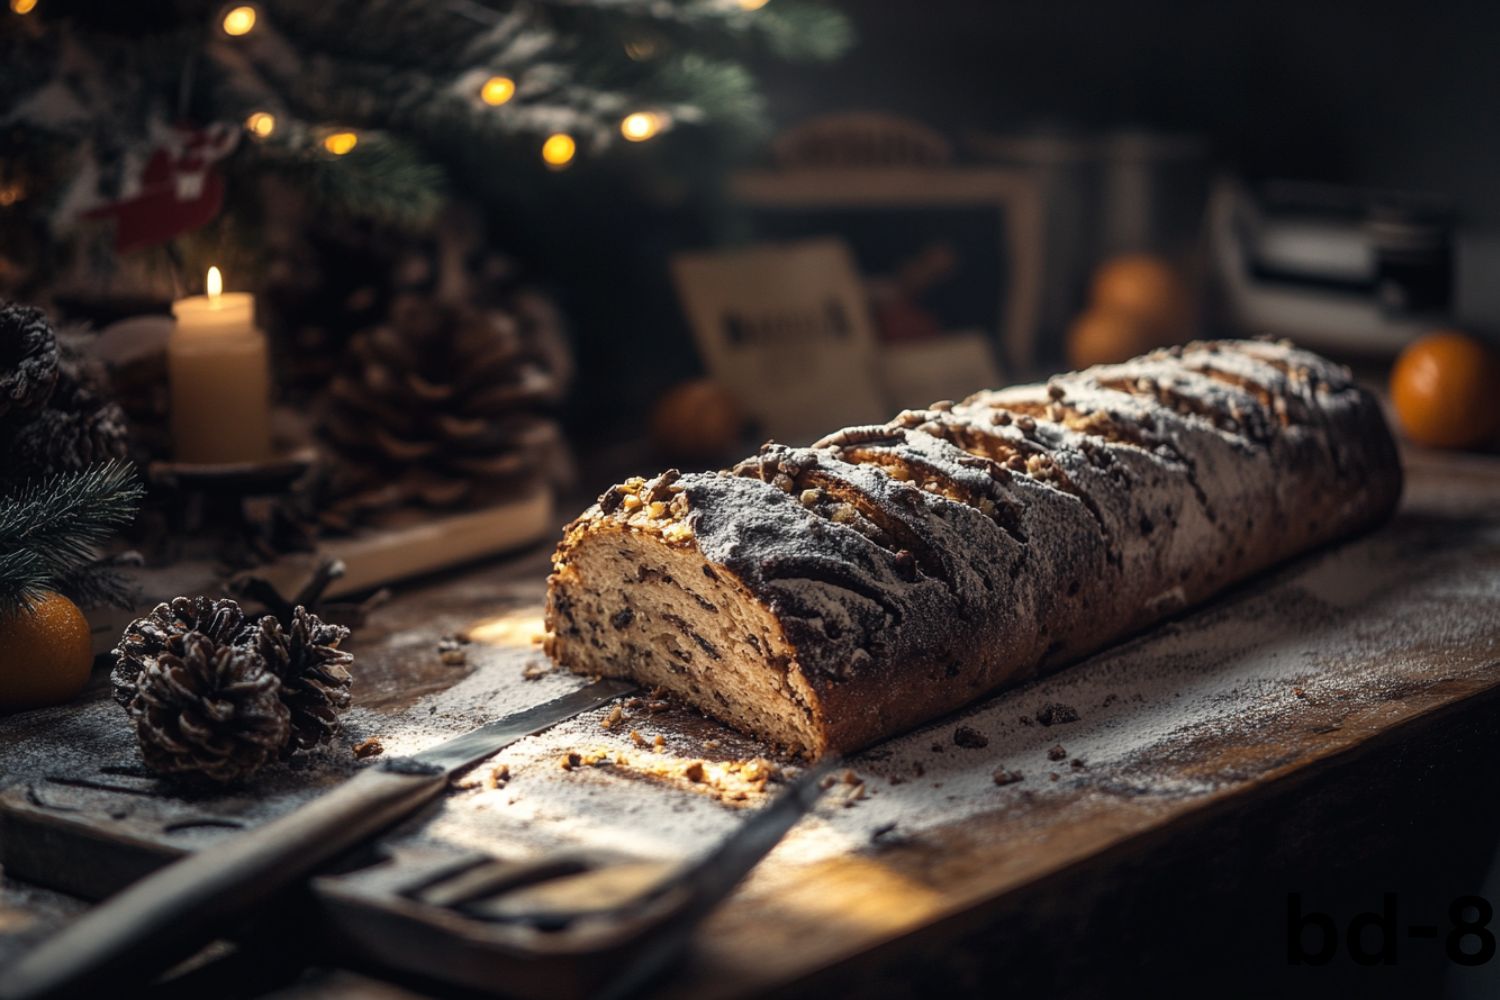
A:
799,488,821,507
352,737,384,759
622,493,643,511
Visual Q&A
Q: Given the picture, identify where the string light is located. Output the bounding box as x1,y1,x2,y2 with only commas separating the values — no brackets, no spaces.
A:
479,75,516,106
541,133,575,168
620,112,663,142
221,4,257,35
244,112,276,138
10,0,39,15
322,131,358,155
737,0,770,9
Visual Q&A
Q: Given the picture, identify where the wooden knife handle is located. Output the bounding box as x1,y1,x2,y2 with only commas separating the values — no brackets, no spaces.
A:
0,760,449,1000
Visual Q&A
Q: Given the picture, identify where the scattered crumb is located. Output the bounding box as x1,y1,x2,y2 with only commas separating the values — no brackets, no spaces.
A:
652,734,666,752
912,762,926,778
629,730,647,747
521,660,554,681
352,737,384,760
1018,715,1034,727
929,743,945,754
1036,703,1080,726
437,636,469,666
705,739,720,750
953,725,989,749
1049,772,1060,782
601,705,624,731
683,761,706,782
1070,758,1087,770
992,768,1024,787
871,821,898,841
1101,693,1120,707
560,751,582,771
1293,687,1307,699
625,697,645,710
486,764,511,789
1047,744,1067,761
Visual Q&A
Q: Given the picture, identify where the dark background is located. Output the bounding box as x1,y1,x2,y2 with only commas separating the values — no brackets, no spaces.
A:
558,0,1500,439
756,0,1500,223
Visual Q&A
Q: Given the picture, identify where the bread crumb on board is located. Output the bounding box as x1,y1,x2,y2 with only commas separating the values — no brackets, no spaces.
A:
352,737,384,759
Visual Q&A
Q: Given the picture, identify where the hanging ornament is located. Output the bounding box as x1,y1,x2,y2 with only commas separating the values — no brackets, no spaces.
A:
78,123,240,252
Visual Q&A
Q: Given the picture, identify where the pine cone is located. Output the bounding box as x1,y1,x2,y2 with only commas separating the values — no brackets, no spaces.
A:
252,606,353,752
320,295,568,512
121,632,290,784
4,340,129,479
0,302,59,419
112,597,252,709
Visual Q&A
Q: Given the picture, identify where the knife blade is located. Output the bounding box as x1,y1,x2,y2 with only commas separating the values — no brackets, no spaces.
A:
0,678,639,1000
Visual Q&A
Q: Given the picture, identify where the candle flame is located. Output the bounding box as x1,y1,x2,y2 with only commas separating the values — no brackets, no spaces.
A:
206,266,223,298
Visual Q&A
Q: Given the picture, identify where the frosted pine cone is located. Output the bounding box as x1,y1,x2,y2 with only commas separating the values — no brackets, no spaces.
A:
252,606,353,752
320,296,568,513
112,597,252,709
0,302,59,418
122,632,290,784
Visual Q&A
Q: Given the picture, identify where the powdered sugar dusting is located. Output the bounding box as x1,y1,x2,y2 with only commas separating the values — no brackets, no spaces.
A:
1,452,1496,904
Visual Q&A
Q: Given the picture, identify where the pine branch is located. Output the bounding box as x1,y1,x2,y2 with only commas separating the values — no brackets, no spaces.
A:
0,460,144,613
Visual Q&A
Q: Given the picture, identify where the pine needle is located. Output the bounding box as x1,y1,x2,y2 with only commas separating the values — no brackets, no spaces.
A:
0,460,144,614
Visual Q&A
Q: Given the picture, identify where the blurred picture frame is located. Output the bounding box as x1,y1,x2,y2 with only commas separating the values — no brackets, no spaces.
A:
730,160,1045,373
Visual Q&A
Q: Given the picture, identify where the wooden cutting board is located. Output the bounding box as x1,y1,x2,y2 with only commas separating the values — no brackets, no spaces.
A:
2,446,1498,998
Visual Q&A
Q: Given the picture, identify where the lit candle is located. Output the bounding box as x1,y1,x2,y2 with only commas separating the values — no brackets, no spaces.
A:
169,267,272,464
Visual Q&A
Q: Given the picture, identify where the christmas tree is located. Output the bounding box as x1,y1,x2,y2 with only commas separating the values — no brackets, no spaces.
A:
0,0,851,294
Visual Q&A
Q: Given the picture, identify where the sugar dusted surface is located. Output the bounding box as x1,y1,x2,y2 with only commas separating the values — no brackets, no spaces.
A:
2,459,1497,882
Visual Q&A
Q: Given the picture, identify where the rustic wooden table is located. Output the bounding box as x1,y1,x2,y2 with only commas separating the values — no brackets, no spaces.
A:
3,444,1499,1000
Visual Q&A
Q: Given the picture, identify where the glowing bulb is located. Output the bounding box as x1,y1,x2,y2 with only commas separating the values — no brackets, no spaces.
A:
10,0,39,14
541,133,575,168
480,75,516,106
245,111,275,138
323,131,358,156
206,266,223,298
738,0,770,9
620,112,662,142
221,4,257,35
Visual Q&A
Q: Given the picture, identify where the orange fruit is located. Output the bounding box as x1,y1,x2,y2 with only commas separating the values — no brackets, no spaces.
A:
1066,305,1165,370
0,591,95,712
1089,253,1192,341
1389,331,1500,449
650,379,745,462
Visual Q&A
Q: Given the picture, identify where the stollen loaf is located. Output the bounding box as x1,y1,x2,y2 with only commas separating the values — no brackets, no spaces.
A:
544,340,1402,756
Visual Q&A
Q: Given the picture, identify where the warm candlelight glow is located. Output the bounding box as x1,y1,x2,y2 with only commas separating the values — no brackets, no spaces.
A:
480,75,516,106
10,0,39,14
206,266,223,299
221,4,257,35
542,133,576,167
323,131,358,155
620,111,663,142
